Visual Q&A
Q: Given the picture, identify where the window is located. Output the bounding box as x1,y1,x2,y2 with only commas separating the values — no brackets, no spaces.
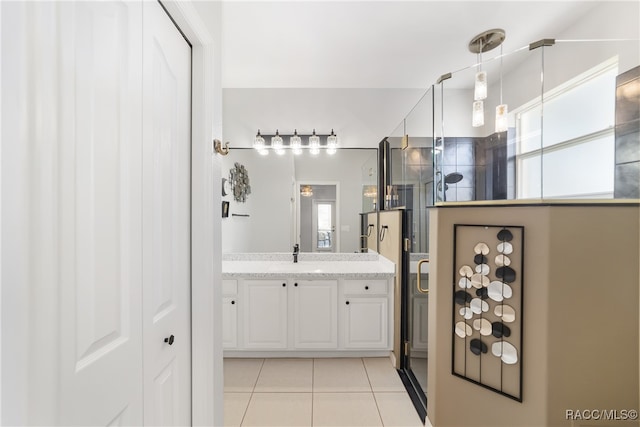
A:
516,58,617,199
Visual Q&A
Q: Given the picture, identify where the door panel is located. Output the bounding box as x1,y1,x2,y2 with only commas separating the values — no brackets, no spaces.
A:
142,1,192,425
58,1,144,425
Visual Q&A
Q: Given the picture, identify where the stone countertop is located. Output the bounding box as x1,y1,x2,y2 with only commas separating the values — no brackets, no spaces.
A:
222,252,395,279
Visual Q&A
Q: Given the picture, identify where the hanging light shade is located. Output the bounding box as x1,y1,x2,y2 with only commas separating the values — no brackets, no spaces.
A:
271,129,285,155
474,71,487,100
309,129,320,155
300,185,313,197
290,129,302,155
254,129,265,150
495,104,508,133
327,129,338,155
472,101,484,127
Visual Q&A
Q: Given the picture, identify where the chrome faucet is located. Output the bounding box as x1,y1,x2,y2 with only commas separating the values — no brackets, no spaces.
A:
293,244,299,263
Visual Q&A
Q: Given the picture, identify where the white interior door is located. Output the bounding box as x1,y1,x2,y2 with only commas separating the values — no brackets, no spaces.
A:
312,200,336,252
57,2,145,425
142,1,192,425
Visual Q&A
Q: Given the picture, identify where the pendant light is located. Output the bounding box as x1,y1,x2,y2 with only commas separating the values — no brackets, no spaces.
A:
468,29,506,129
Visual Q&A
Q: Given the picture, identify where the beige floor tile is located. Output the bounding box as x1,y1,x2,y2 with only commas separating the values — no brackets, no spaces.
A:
224,358,264,392
363,357,406,392
374,392,424,427
425,415,433,427
313,358,371,392
223,393,251,427
241,393,312,427
254,358,313,392
313,392,383,427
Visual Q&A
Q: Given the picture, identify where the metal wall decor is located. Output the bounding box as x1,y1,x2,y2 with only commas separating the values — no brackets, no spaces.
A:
229,162,251,202
452,224,524,401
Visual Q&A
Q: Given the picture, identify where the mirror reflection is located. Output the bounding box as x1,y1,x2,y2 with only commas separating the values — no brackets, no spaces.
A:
221,148,377,253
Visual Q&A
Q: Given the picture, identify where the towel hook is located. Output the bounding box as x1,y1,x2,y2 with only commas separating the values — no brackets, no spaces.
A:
213,139,230,155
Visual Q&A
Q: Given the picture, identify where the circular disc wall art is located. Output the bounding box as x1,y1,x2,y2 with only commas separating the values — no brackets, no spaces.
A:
452,224,524,401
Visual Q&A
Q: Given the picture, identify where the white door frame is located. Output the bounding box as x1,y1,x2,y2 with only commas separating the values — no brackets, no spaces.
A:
160,2,221,426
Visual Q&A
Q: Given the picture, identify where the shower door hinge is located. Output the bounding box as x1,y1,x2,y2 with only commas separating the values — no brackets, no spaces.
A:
404,341,410,356
404,238,410,252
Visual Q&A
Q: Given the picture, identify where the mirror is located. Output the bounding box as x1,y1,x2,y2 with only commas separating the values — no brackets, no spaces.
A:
221,148,378,253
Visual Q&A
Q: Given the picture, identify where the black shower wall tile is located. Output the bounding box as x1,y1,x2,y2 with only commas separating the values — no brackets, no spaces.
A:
614,162,640,198
456,142,474,166
615,129,640,164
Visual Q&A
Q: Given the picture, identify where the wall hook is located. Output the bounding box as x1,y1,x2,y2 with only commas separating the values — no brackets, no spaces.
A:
214,139,230,155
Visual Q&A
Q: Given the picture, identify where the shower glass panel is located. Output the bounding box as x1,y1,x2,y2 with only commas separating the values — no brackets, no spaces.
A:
389,87,434,422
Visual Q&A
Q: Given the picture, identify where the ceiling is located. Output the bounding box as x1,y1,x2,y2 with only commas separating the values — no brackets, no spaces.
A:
221,1,600,89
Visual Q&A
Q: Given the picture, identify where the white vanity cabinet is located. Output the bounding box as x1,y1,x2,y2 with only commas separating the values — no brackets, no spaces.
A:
341,280,389,349
292,280,338,348
243,279,288,349
222,280,238,349
222,253,395,356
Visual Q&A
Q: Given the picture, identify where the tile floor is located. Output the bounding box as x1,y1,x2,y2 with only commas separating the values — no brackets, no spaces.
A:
224,357,432,427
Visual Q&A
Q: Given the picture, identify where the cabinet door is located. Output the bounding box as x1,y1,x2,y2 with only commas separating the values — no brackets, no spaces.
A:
243,280,288,349
293,280,338,348
343,297,389,349
222,297,238,349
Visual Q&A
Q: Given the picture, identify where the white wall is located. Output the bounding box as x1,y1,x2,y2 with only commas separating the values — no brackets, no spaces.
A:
221,150,295,253
223,88,425,148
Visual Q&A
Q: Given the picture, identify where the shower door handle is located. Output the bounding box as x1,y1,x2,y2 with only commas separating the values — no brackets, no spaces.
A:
416,259,429,294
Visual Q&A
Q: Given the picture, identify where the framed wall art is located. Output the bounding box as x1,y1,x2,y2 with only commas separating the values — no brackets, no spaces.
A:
452,224,524,401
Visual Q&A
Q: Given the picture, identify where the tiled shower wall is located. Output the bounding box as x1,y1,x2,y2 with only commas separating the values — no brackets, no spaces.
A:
442,131,515,202
614,65,640,198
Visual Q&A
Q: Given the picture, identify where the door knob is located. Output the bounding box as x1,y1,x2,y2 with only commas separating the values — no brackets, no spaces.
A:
164,335,175,345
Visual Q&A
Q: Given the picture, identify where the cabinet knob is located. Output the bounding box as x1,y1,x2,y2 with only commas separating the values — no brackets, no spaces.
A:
365,285,369,290
164,335,175,345
282,283,286,287
231,300,235,305
294,283,298,287
346,301,350,305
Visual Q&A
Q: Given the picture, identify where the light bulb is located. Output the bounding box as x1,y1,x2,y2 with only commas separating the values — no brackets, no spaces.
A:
309,129,320,155
254,130,265,150
495,104,508,133
474,71,487,100
290,130,302,155
472,101,484,127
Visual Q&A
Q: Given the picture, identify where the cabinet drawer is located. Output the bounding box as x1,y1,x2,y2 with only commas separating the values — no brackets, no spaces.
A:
222,279,237,295
343,279,387,295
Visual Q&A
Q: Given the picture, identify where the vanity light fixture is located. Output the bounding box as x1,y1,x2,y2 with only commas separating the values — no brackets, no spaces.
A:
252,129,339,154
309,129,320,155
468,28,506,128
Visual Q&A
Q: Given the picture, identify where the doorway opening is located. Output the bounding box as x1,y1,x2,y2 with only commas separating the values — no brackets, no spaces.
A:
297,183,340,253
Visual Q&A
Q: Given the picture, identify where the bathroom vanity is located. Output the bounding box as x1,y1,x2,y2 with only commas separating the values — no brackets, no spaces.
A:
222,252,395,357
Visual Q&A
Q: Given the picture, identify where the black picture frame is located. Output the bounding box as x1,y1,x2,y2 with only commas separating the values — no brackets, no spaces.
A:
451,224,525,402
222,201,229,218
